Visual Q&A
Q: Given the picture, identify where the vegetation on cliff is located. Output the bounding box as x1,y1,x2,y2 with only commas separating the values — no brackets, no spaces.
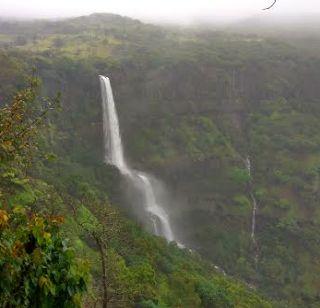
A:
1,13,320,306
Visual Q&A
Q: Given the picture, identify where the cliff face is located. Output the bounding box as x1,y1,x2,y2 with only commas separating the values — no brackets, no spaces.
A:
1,14,320,306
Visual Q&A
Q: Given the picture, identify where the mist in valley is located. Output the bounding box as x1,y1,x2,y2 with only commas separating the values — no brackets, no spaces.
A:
1,1,320,307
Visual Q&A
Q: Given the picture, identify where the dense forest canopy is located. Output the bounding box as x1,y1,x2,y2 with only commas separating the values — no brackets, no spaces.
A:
0,12,320,307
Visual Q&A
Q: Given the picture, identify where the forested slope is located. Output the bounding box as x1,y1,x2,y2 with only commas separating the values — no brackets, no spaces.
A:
1,13,320,307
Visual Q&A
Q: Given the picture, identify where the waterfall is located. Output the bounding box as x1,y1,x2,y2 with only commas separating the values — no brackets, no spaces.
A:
137,173,174,241
99,75,175,242
100,75,129,173
245,157,257,241
245,156,258,265
250,192,257,242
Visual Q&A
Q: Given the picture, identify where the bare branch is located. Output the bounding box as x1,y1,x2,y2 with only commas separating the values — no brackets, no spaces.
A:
263,0,277,10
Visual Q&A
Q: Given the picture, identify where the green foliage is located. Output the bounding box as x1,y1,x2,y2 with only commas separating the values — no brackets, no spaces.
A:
0,80,89,307
2,13,320,307
196,280,234,308
128,116,234,166
230,167,251,185
233,195,251,210
0,208,89,307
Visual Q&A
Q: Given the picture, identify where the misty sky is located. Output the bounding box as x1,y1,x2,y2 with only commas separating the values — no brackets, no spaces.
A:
1,0,320,22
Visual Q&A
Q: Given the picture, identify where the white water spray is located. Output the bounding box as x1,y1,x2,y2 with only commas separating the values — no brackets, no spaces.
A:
100,75,175,242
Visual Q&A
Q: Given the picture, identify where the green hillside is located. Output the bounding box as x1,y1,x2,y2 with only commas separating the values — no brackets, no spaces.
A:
1,13,320,307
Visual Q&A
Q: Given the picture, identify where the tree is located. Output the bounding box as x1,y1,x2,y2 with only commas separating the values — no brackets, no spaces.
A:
72,200,122,308
0,76,89,307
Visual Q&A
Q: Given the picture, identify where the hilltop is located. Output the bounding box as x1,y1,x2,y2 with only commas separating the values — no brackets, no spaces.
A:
1,13,320,306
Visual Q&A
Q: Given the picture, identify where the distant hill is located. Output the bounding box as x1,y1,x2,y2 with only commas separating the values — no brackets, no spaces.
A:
1,13,320,307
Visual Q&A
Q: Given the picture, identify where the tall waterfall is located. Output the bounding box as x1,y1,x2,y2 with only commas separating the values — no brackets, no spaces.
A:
99,75,175,242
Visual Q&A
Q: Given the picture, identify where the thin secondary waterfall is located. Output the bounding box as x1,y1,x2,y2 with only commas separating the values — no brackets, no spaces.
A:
245,156,258,265
250,192,257,242
99,75,175,242
245,157,257,242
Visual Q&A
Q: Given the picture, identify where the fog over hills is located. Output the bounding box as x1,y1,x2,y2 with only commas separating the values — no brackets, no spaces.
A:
1,0,320,23
1,8,320,307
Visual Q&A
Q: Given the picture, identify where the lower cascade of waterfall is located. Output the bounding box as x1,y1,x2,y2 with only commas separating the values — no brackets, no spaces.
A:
136,173,175,241
99,75,175,243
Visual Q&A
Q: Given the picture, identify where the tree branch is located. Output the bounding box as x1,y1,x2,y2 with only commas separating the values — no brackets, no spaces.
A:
263,0,277,10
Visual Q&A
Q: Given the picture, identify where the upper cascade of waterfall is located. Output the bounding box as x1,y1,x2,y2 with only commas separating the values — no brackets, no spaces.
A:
100,75,130,174
99,75,177,244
